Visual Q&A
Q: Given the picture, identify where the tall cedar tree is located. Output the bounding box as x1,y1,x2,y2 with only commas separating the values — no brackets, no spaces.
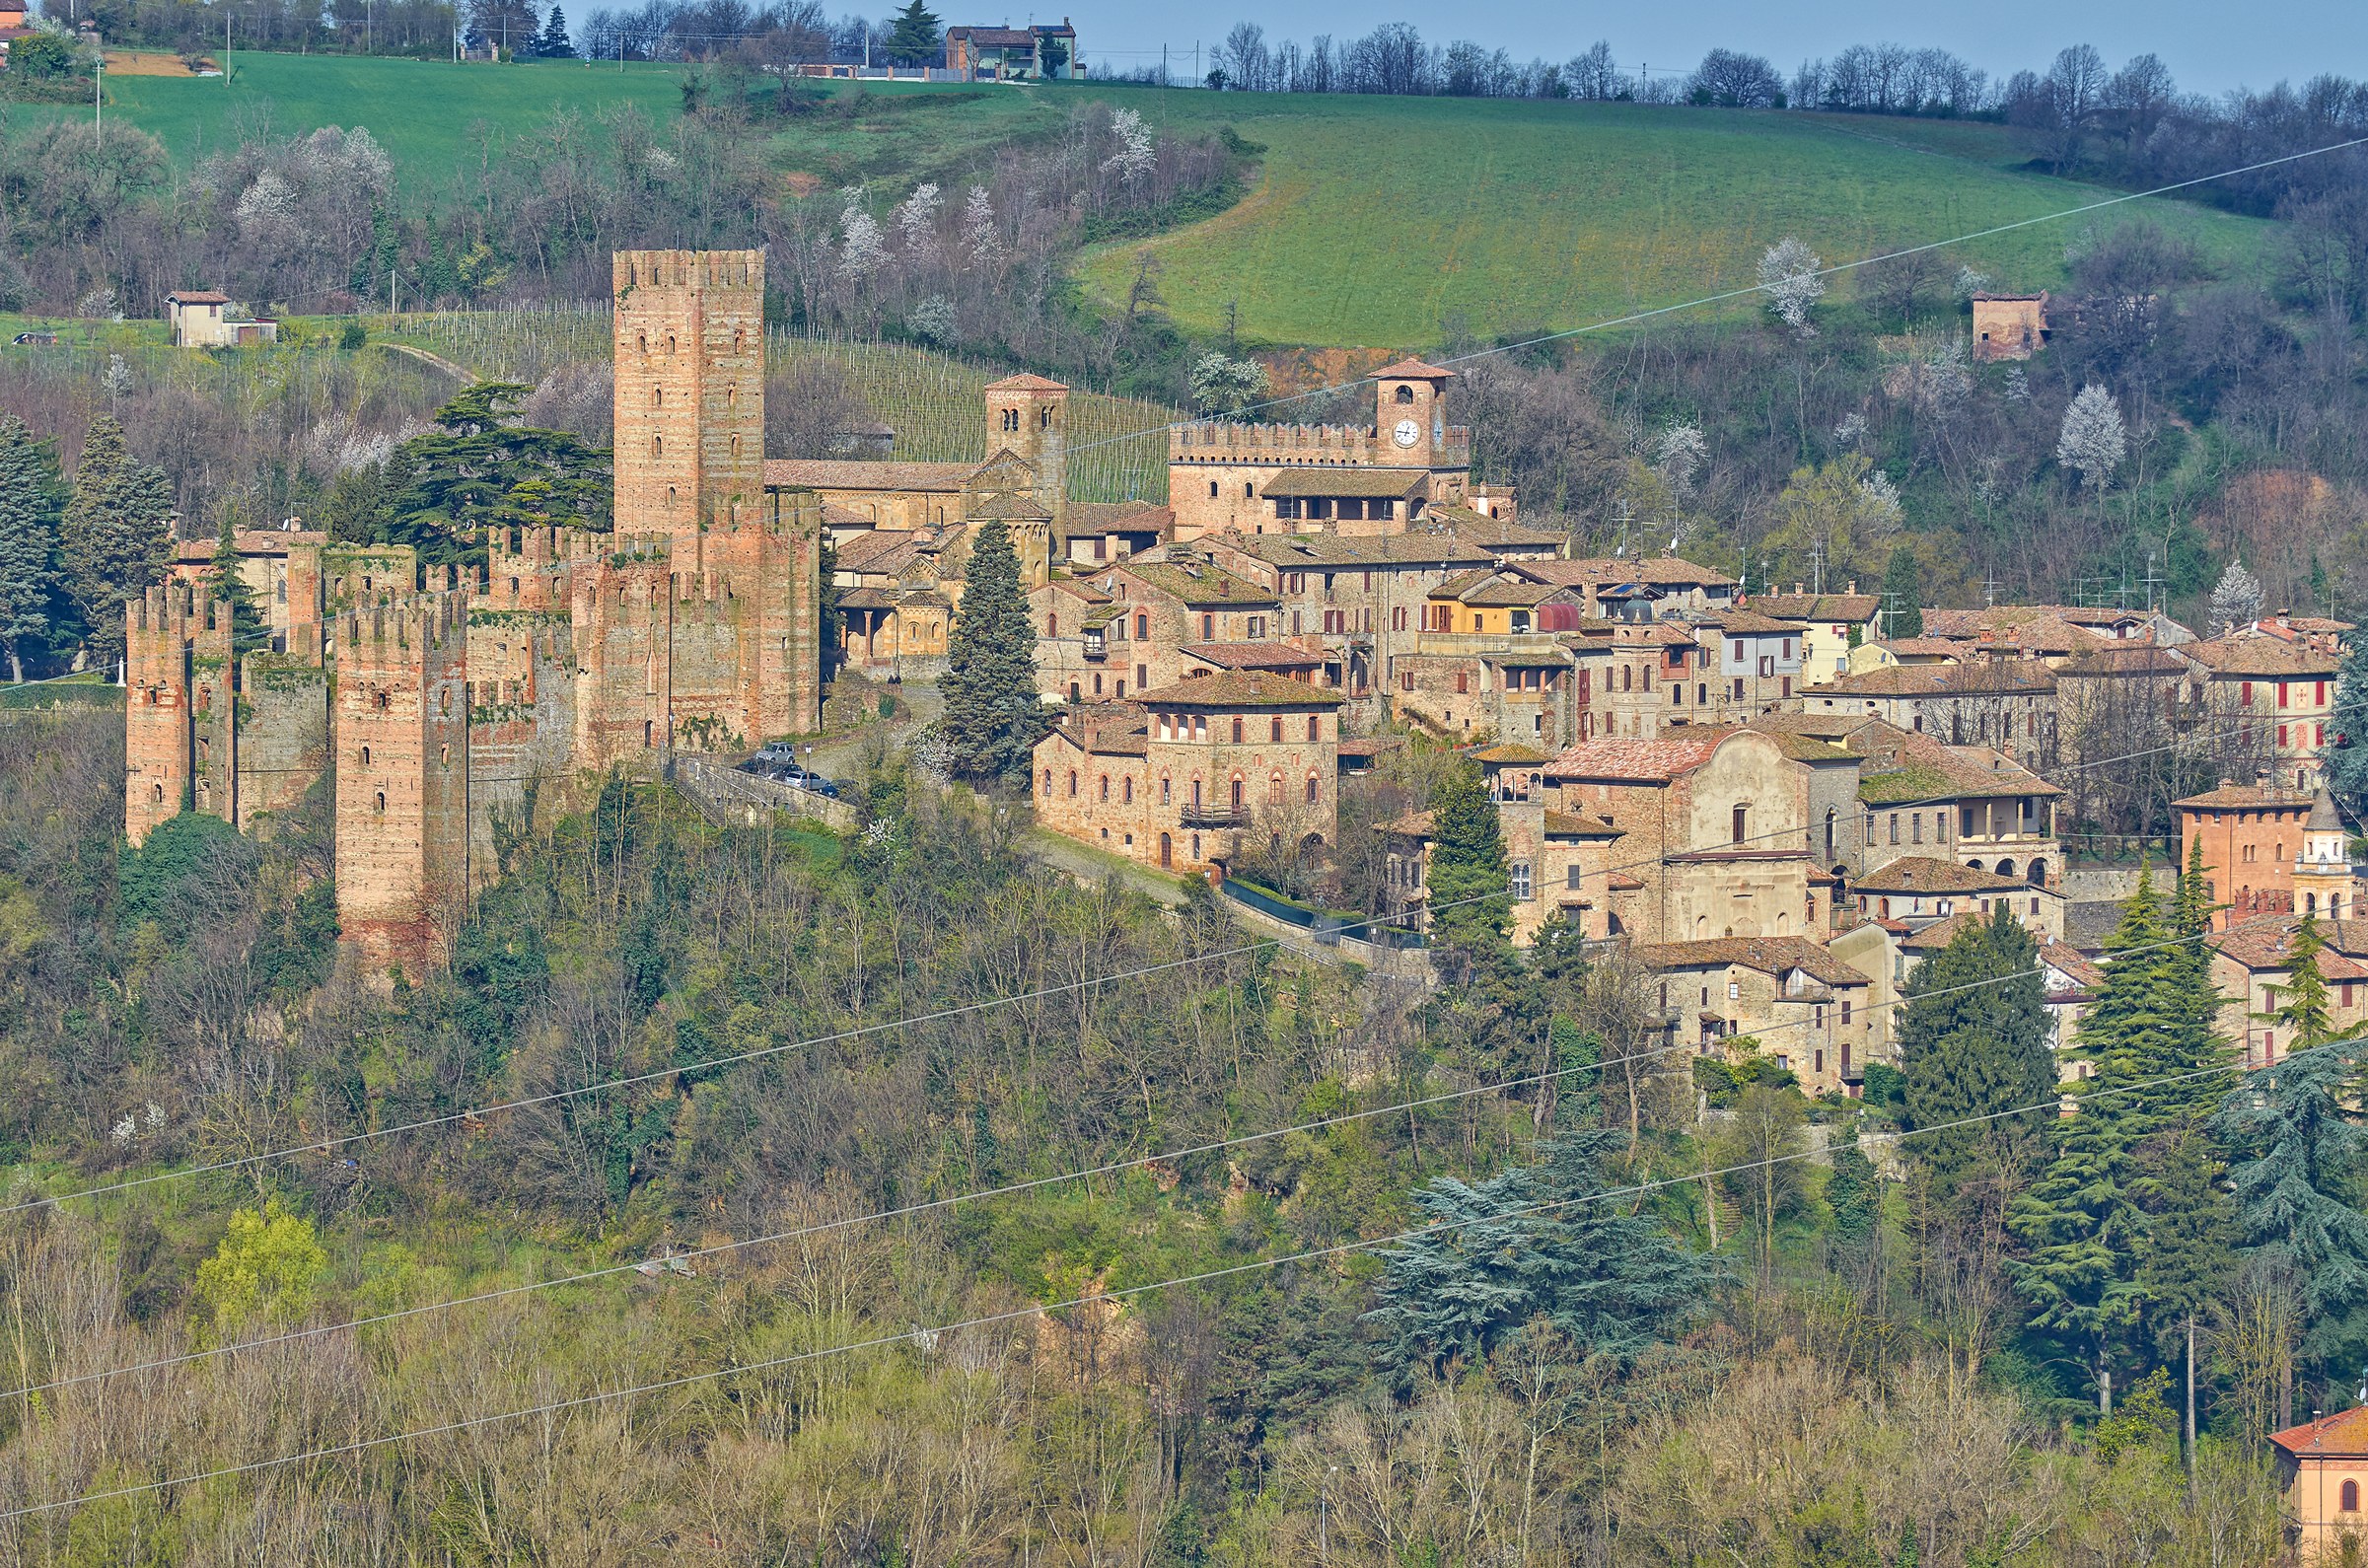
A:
2161,836,2239,1123
1881,542,1922,638
1426,758,1512,966
59,415,175,665
883,0,942,65
2135,1125,2237,1483
2010,867,2175,1412
389,383,611,559
205,517,270,657
940,520,1042,781
1900,905,2053,1203
1367,1129,1711,1370
0,414,62,681
2329,630,2368,815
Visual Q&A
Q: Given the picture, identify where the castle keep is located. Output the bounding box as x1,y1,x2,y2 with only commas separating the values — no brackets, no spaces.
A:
126,249,825,975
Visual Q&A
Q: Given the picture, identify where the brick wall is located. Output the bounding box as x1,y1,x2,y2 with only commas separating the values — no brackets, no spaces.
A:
613,249,765,544
236,653,328,830
124,585,193,846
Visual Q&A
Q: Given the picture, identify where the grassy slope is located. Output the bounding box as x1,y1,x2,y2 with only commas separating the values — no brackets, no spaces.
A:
1073,94,2271,347
26,57,2273,349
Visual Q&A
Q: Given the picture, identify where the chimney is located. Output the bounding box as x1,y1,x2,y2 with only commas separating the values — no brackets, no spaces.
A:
1846,580,1858,594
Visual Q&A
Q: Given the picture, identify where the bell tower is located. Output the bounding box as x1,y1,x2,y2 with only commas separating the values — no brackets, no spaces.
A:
983,372,1068,523
1371,358,1454,467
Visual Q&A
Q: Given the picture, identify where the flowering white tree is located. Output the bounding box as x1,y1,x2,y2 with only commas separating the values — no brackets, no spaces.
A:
960,186,1000,266
1102,107,1156,182
1757,237,1825,337
895,182,943,262
2055,384,2126,490
1953,264,1993,301
837,188,888,282
2209,557,2264,634
1651,423,1707,498
1189,352,1269,418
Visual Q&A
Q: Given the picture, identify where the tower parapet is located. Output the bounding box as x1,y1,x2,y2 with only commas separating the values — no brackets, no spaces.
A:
124,584,194,846
613,249,765,547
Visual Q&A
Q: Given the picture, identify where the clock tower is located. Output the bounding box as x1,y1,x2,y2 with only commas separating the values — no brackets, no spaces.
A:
1372,358,1455,468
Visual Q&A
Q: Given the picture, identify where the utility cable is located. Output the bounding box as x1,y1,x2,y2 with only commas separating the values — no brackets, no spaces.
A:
0,711,2273,1218
0,1049,2256,1522
0,892,2287,1407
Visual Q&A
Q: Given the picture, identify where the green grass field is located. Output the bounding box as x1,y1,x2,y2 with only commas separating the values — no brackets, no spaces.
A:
1073,95,2272,346
20,55,2275,348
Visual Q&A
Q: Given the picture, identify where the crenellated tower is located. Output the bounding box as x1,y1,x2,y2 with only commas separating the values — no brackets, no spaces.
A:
125,585,196,846
612,249,765,548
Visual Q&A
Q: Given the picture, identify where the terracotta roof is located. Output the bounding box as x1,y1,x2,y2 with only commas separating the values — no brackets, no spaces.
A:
1424,507,1565,549
1337,737,1406,758
1854,857,2031,894
983,372,1068,392
1139,673,1345,709
1715,609,1807,635
951,26,1038,44
836,587,897,610
1543,729,1739,783
1471,742,1551,764
2180,636,2340,677
1543,809,1621,836
1064,500,1170,535
2057,646,2191,677
2176,784,2314,812
1764,734,1857,764
1385,810,1435,838
2042,940,2106,989
168,290,232,305
1225,531,1491,569
2212,921,2368,980
1456,578,1562,608
1899,911,1984,951
1874,638,1966,658
1615,621,1701,647
1748,711,1897,743
1256,466,1429,499
967,492,1054,522
1854,739,2062,802
1747,593,1881,622
764,458,977,492
1039,576,1113,604
2271,1407,2368,1459
1181,641,1325,670
1121,562,1277,607
1521,555,1739,589
1634,936,1867,987
1924,605,2143,638
1372,358,1455,380
1805,660,2055,697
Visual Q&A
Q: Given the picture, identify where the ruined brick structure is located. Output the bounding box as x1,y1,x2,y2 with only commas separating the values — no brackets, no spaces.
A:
126,249,825,976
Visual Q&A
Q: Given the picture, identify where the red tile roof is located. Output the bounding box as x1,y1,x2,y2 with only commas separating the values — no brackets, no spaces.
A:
2175,784,2313,811
1181,641,1325,670
2272,1407,2368,1458
983,372,1068,392
1634,936,1867,987
1854,856,2032,894
1371,357,1455,380
1139,673,1345,708
2181,636,2341,677
1543,729,1739,783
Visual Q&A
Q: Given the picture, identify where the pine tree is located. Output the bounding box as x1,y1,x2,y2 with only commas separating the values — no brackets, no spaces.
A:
205,516,269,657
2260,911,2344,1053
882,0,942,66
2161,836,2238,1124
939,520,1042,782
1900,905,2054,1202
2134,1125,2237,1487
1881,542,1922,639
2209,557,2265,635
0,414,62,682
1367,1129,1711,1370
538,4,574,55
1827,1135,1878,1248
1426,758,1512,971
59,415,175,666
2329,630,2368,815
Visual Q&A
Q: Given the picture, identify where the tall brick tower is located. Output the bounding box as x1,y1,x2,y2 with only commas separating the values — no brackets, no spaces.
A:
1371,359,1453,468
334,595,470,976
612,249,766,547
984,373,1068,524
124,585,193,847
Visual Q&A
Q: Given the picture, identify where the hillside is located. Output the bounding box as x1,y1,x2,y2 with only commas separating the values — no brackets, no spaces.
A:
30,57,2272,351
1073,95,2272,346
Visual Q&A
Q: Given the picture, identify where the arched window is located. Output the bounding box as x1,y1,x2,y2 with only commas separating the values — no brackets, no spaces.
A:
652,435,663,458
1269,716,1283,742
1159,832,1173,868
1733,804,1748,844
2344,1480,2359,1514
666,333,677,353
1394,385,1414,404
1307,716,1320,742
2028,859,2047,887
1268,772,1284,805
1230,776,1245,809
374,791,387,815
151,782,165,805
1066,770,1078,797
1068,681,1081,702
1122,777,1133,804
360,745,372,766
1136,612,1149,639
1100,775,1111,801
652,387,664,407
439,744,450,766
1231,716,1245,744
1047,612,1058,636
644,720,655,748
1207,481,1218,499
1306,772,1320,804
1042,768,1053,797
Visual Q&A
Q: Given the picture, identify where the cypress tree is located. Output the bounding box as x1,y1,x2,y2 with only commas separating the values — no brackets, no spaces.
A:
2330,630,2368,816
59,415,175,666
0,414,62,682
1899,905,2054,1202
940,520,1042,782
1880,542,1922,638
1425,758,1511,966
205,516,269,657
2135,1125,2237,1488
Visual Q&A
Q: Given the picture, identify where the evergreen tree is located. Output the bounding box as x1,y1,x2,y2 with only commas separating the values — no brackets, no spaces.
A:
1899,905,2053,1203
939,520,1042,782
0,413,62,682
2135,1125,2237,1484
205,516,269,657
882,0,942,66
59,415,175,666
1880,541,1922,638
2329,630,2368,815
388,382,611,558
2259,911,2346,1054
1827,1135,1878,1249
2158,836,2238,1125
1425,758,1511,967
2211,1024,2368,1388
1368,1129,1711,1369
538,5,574,55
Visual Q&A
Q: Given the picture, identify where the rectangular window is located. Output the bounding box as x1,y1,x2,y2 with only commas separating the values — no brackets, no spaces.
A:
1758,656,1774,678
2280,682,2290,707
1201,613,1215,640
1840,998,1851,1026
1510,861,1532,900
1567,865,1582,890
1889,813,1900,845
1401,672,1415,692
1912,815,1923,844
1733,677,1745,700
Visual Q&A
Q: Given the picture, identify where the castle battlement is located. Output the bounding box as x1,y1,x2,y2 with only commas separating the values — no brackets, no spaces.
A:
614,249,763,292
1168,420,1474,466
336,592,467,659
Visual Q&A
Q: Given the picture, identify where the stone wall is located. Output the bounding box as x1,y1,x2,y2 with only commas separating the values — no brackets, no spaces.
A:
236,652,328,830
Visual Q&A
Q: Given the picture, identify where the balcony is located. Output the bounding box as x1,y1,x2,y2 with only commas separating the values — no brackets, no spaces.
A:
1081,633,1107,663
1178,802,1249,828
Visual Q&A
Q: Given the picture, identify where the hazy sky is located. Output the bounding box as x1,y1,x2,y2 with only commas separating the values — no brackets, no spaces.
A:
1062,0,2356,99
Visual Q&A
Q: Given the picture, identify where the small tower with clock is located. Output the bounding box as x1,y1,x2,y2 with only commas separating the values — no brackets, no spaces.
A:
1371,359,1455,467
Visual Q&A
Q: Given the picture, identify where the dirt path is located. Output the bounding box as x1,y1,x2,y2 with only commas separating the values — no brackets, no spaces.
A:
380,342,473,381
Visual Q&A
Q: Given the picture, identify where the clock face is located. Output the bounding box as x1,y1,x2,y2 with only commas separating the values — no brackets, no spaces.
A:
1392,418,1420,449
